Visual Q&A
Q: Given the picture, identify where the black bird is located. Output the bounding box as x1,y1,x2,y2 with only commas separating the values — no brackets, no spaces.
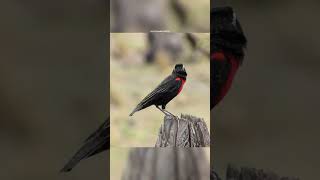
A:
61,118,110,172
211,7,247,109
130,64,187,116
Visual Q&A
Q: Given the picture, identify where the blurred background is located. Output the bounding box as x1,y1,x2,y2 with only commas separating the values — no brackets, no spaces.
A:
110,0,210,32
213,0,320,179
110,148,210,180
110,33,210,147
0,0,108,179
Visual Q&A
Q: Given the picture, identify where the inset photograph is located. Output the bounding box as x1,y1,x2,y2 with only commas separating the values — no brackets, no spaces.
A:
110,148,210,180
110,0,210,32
110,33,210,147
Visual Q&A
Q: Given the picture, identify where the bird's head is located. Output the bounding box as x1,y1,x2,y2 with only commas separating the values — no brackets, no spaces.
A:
173,64,187,79
211,6,247,62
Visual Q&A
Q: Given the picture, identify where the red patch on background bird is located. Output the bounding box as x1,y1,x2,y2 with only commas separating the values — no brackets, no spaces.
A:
217,55,240,103
175,77,186,94
211,52,226,61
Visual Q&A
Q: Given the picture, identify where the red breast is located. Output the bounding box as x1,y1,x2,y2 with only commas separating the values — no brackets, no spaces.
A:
211,52,226,61
175,77,186,94
216,53,240,103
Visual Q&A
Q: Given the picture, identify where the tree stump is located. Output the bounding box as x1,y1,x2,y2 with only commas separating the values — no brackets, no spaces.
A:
211,165,300,180
155,114,210,147
122,148,210,180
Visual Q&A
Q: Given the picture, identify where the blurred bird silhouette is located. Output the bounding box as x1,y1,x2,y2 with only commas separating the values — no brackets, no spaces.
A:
211,6,247,109
61,117,109,172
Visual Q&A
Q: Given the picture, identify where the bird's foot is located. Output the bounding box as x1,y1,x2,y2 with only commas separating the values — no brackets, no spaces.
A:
156,106,179,119
165,111,180,129
163,109,179,119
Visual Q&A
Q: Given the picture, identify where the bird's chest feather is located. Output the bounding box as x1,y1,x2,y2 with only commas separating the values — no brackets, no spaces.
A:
175,77,186,94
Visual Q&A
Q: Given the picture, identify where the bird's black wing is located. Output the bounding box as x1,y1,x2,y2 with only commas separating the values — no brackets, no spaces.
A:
130,75,179,115
61,118,110,172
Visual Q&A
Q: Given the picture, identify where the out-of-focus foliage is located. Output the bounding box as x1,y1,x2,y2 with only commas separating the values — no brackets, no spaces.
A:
110,0,210,32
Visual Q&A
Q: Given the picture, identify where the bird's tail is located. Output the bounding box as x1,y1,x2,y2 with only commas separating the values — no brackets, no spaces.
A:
61,120,109,172
129,105,142,116
60,137,100,172
60,134,108,172
129,109,137,116
60,149,84,172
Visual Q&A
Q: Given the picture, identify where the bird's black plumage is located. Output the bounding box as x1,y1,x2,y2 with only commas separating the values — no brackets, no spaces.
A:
211,7,247,109
61,118,110,172
130,64,187,116
211,7,247,60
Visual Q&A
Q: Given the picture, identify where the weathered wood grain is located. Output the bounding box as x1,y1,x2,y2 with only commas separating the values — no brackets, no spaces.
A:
122,148,210,180
155,114,210,147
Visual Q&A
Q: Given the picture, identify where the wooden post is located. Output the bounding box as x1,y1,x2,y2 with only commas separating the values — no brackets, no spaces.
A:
155,114,210,147
122,148,210,180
